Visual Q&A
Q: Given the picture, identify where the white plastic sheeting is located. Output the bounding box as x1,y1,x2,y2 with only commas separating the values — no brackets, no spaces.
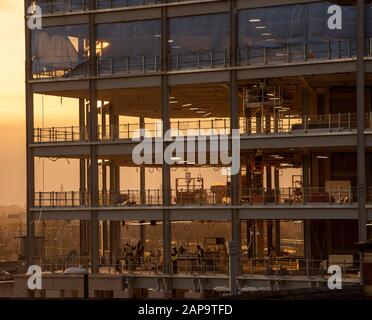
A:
31,25,89,76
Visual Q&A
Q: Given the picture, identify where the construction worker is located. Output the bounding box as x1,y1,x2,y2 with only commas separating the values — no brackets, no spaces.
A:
124,242,133,272
171,247,178,274
196,245,204,274
179,246,187,255
115,258,121,273
135,240,145,270
266,245,277,275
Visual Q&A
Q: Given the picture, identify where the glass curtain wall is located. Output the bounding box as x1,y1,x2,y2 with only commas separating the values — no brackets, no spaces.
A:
36,0,87,14
96,0,161,9
366,2,372,57
168,13,230,70
31,2,362,79
96,20,161,75
238,1,357,65
36,0,161,13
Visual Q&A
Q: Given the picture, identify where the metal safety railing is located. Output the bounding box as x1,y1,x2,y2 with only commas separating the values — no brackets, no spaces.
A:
39,255,360,280
168,48,230,71
97,55,161,76
31,40,362,80
241,187,358,206
34,113,371,144
98,190,162,206
32,35,372,80
40,256,89,273
240,256,360,279
238,39,357,66
100,119,231,140
171,188,231,206
33,186,362,208
242,113,359,135
32,60,90,80
34,191,91,207
33,126,88,143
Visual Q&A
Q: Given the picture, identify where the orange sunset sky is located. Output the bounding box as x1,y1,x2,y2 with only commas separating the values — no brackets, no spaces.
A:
0,1,299,206
0,1,26,206
0,2,83,206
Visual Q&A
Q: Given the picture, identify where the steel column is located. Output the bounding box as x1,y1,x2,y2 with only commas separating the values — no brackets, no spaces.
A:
303,152,312,260
229,0,240,293
102,163,108,255
79,99,87,260
25,0,35,268
88,0,99,273
140,158,146,245
266,166,273,255
109,162,121,261
357,0,367,242
275,220,281,254
161,5,171,278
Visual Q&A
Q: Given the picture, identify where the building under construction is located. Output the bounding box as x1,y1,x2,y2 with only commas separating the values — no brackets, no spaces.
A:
19,0,372,298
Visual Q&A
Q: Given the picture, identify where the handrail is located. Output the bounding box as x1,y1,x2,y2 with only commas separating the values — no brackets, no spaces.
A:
242,113,359,135
33,113,365,143
31,38,361,80
33,186,362,207
240,186,358,206
33,126,88,143
39,255,360,279
32,60,90,80
97,54,161,75
34,190,91,207
238,39,357,66
98,189,162,206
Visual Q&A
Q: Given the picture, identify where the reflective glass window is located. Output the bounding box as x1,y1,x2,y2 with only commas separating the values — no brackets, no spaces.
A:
36,0,86,14
238,2,357,65
168,13,230,70
366,3,372,56
96,20,161,75
96,0,161,9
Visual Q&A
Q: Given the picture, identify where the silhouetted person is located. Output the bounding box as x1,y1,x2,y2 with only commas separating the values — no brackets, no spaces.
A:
196,245,204,273
135,240,145,269
171,247,178,274
115,258,121,273
124,242,134,272
179,246,186,255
